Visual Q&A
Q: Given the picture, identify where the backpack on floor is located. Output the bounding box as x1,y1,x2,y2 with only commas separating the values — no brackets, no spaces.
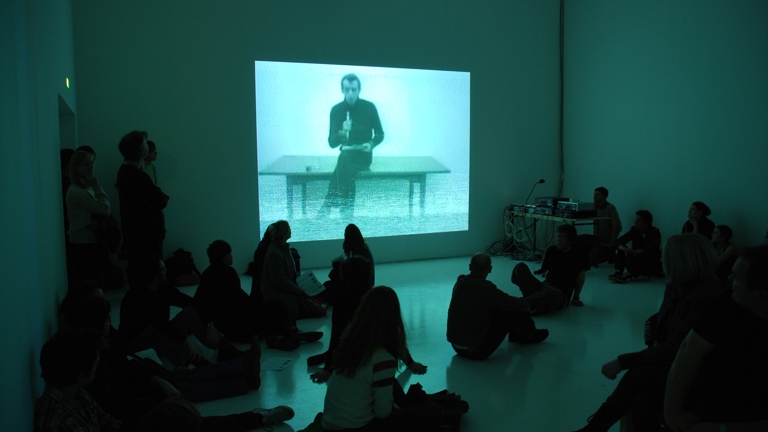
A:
164,248,201,287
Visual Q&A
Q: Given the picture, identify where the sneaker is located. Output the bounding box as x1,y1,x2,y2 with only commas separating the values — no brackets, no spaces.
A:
265,335,300,351
517,329,549,344
241,336,261,390
571,298,584,307
607,271,623,281
256,405,295,427
614,274,631,284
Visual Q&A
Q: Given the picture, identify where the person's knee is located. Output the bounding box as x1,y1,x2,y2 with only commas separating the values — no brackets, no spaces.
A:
512,263,529,280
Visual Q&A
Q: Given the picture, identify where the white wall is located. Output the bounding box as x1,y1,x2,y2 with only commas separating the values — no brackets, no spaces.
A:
0,0,74,429
563,0,768,246
72,0,564,269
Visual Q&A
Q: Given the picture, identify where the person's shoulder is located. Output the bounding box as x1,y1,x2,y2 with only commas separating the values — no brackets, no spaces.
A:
358,98,377,109
66,185,88,198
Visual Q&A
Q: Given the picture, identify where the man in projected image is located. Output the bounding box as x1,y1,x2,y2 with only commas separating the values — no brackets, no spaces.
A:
320,73,385,218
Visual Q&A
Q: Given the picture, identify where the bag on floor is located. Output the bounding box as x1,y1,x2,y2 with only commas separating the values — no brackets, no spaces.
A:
404,383,469,430
165,248,201,286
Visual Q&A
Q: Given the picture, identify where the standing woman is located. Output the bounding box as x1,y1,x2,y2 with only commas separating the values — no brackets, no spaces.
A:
343,223,375,286
321,286,442,431
66,150,115,290
682,201,715,239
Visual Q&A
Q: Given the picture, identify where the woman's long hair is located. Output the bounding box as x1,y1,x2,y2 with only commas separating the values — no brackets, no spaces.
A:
663,233,718,285
342,223,368,257
69,150,94,189
333,286,406,378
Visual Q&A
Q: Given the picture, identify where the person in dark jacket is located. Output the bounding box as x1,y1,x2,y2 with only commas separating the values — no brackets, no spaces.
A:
116,130,168,259
120,254,218,367
573,234,723,432
195,240,320,350
609,210,662,283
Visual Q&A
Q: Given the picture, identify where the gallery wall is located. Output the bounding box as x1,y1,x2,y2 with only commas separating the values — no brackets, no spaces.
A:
1,0,75,429
562,0,768,246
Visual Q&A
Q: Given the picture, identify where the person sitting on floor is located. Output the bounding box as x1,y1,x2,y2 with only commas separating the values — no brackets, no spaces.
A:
261,220,312,320
250,223,302,304
664,246,768,432
572,233,724,432
681,201,715,239
119,253,220,367
447,253,548,361
577,186,622,266
308,256,427,383
512,224,590,310
321,286,443,431
194,239,320,350
609,210,662,283
321,223,375,305
34,329,123,432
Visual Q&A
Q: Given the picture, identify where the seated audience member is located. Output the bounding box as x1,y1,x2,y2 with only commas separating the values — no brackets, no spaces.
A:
321,287,443,431
34,329,123,432
195,240,320,349
308,255,373,374
143,140,158,185
322,223,375,304
250,224,303,304
66,297,293,432
664,246,768,432
261,220,311,320
572,234,723,432
681,201,715,239
309,256,425,383
577,186,622,266
712,224,738,285
65,294,261,410
339,223,375,285
116,130,169,260
512,224,590,310
66,150,116,290
609,210,662,283
120,254,220,367
447,253,548,360
250,224,273,303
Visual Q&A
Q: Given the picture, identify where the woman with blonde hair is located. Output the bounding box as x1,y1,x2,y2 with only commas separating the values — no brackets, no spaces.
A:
321,286,442,431
572,234,723,432
66,150,115,290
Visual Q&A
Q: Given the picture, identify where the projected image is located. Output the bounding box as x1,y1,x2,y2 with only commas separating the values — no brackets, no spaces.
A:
256,61,469,242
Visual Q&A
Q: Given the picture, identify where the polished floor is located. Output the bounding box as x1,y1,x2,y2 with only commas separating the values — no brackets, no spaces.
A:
108,255,666,432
